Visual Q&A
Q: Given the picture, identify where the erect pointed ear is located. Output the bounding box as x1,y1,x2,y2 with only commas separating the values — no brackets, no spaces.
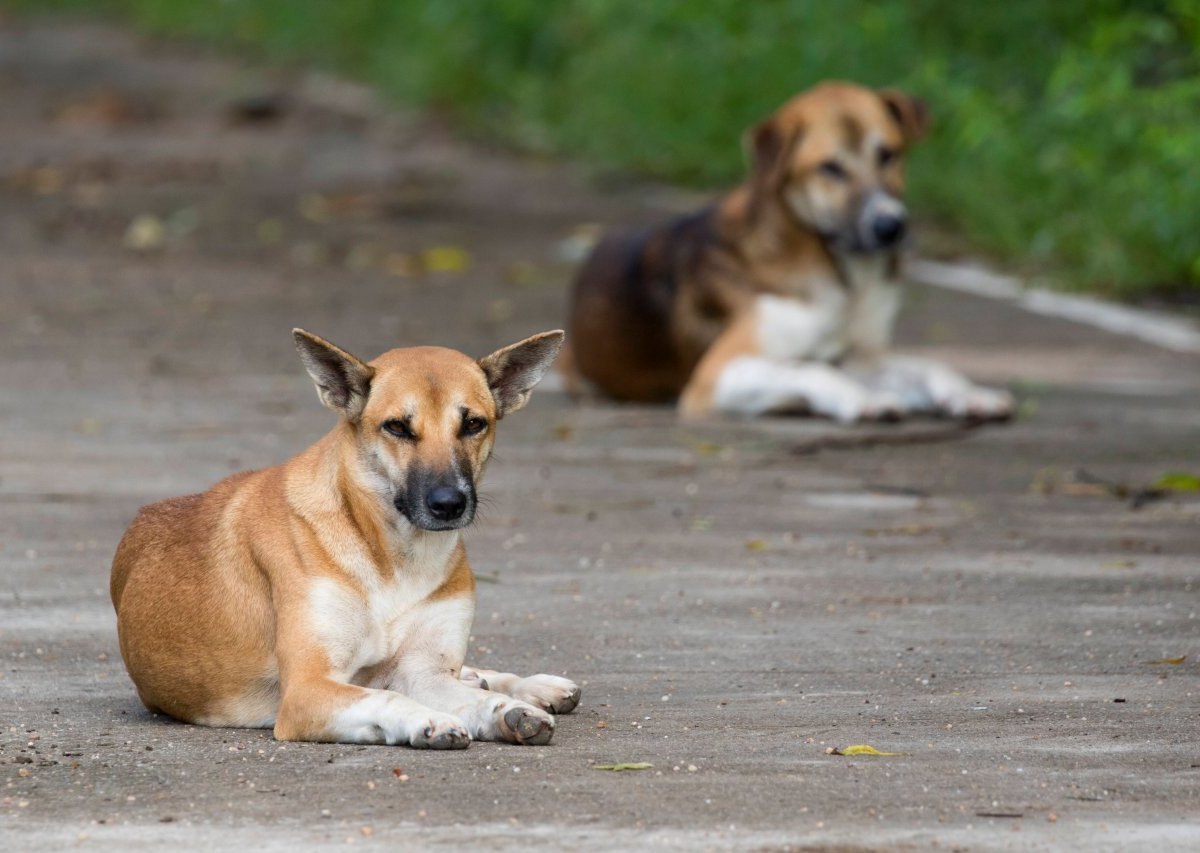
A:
478,330,565,418
743,114,798,189
878,88,930,143
292,329,375,420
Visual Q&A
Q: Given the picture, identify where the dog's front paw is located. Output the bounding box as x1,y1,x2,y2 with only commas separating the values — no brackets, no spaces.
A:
409,712,471,749
939,385,1014,422
510,674,582,715
827,389,904,424
496,701,555,746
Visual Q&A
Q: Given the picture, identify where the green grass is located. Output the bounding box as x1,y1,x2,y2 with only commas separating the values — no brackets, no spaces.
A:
15,0,1200,298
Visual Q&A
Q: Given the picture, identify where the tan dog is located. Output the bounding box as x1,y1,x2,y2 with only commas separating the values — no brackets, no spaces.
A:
565,81,1013,423
110,329,580,748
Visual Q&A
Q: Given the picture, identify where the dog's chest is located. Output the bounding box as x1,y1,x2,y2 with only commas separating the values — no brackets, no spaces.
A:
307,534,461,679
757,259,899,361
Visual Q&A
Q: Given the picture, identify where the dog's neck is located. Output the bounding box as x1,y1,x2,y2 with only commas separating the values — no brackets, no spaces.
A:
720,184,899,289
291,425,462,582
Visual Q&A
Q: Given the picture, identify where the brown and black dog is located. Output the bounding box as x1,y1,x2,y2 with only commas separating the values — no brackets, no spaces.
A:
564,81,1012,423
111,329,579,748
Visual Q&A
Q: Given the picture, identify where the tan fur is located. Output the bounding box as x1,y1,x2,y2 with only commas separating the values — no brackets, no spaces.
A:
112,330,579,747
566,81,1015,422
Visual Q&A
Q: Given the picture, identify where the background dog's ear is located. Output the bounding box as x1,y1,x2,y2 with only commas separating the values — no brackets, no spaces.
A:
478,330,565,418
293,329,376,420
878,88,930,143
743,116,795,187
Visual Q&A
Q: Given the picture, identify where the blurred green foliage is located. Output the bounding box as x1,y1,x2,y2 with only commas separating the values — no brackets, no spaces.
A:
22,0,1200,296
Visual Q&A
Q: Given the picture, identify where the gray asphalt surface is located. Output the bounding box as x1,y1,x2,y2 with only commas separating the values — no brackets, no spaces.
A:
1,19,1198,852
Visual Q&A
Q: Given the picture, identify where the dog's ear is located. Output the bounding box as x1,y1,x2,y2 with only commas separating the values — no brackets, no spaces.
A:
878,88,929,143
478,330,565,418
292,329,376,420
744,116,795,188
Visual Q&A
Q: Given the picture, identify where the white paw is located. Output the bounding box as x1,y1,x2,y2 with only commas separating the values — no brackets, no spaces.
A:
939,385,1014,421
512,674,582,715
408,712,471,749
459,667,486,688
827,389,904,424
496,700,556,745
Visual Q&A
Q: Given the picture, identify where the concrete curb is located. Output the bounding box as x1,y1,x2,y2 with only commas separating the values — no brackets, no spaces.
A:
909,258,1200,354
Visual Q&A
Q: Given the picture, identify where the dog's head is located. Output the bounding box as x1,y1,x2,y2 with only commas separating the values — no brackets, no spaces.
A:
745,81,928,254
293,329,564,532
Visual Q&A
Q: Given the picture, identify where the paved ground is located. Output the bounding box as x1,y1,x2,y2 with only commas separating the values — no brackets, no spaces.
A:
1,19,1198,852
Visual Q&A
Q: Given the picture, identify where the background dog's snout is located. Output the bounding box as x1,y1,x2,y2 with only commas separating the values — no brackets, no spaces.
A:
426,486,468,521
872,213,906,247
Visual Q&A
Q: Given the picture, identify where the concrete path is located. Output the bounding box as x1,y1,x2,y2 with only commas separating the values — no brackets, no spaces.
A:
1,19,1198,852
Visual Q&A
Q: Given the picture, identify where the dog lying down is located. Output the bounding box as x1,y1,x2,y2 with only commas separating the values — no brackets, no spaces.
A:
564,80,1013,424
111,329,579,748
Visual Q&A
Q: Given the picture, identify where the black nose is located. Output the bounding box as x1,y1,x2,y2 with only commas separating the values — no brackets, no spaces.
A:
426,486,467,521
872,214,907,246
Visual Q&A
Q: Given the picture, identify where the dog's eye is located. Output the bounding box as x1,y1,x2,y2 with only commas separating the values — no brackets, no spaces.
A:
382,419,416,440
878,146,898,167
461,416,488,437
818,160,848,180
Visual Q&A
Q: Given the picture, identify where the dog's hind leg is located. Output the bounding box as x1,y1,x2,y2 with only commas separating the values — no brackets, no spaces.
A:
460,666,582,715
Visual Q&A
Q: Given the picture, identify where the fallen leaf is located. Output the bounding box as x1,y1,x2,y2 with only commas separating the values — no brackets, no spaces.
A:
1103,559,1136,570
384,252,417,277
688,439,723,457
257,219,285,244
1144,655,1187,665
1059,482,1110,497
744,539,769,552
31,166,65,196
504,261,548,288
1154,472,1200,492
591,762,653,772
421,245,470,273
864,524,933,536
299,193,330,223
124,214,165,251
1029,466,1059,495
55,90,135,127
830,744,907,756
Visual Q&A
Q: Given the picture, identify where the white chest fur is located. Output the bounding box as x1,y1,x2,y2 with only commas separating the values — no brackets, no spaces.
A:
755,256,900,362
307,531,462,680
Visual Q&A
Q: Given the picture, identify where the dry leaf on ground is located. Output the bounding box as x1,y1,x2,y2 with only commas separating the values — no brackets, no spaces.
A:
828,744,908,756
421,245,470,273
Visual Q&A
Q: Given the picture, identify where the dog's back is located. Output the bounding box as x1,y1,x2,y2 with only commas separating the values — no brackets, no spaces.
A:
111,469,279,724
567,207,738,402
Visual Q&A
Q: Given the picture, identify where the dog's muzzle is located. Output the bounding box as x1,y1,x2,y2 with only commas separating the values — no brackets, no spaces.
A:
426,485,468,523
857,192,908,252
394,479,477,531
